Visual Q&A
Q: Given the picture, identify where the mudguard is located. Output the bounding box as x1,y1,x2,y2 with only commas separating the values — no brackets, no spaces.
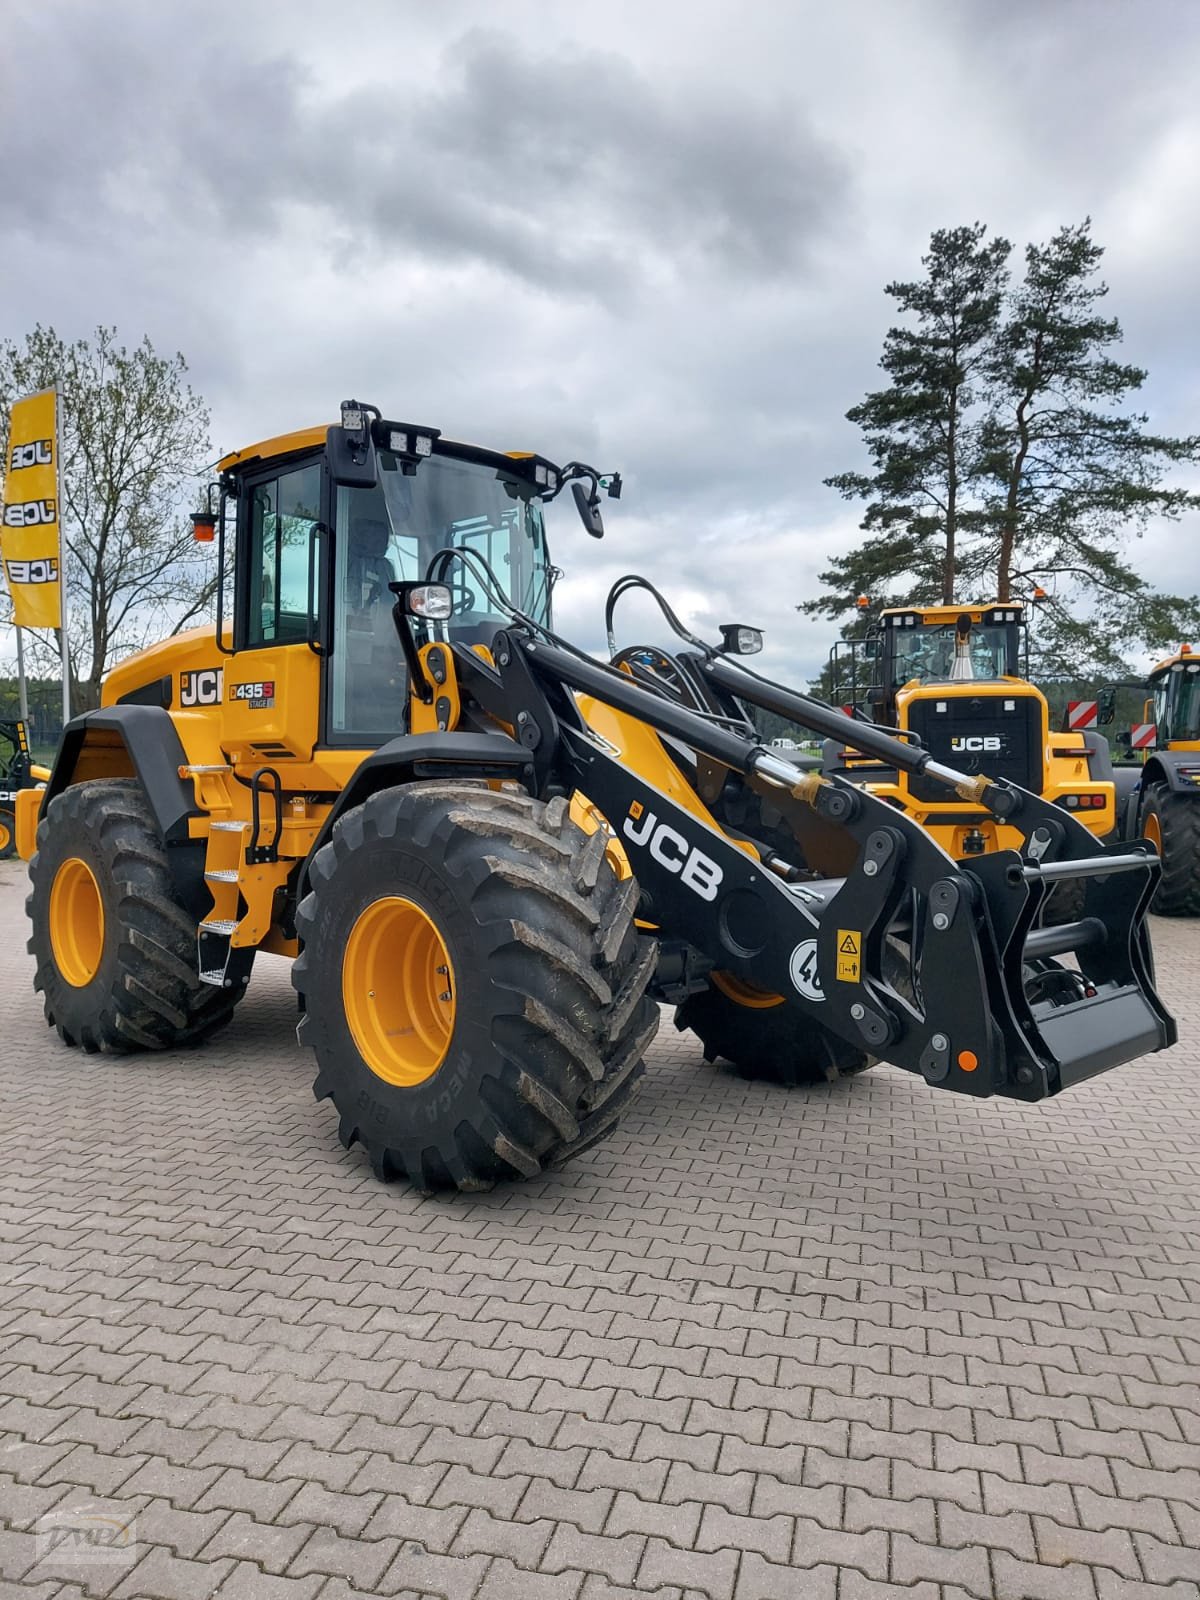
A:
41,706,198,844
1142,750,1200,796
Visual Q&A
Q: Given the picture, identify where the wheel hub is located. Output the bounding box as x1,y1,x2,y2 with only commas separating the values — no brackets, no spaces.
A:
49,856,106,988
342,896,456,1086
711,970,785,1009
1144,811,1163,855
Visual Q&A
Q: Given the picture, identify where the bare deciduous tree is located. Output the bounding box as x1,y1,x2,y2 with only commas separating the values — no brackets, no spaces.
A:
0,324,215,710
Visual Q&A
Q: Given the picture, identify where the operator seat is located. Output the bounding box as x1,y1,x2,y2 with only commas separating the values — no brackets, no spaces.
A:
344,517,402,731
346,518,395,609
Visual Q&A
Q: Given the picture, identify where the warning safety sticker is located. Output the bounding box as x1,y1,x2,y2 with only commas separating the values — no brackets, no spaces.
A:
836,929,862,983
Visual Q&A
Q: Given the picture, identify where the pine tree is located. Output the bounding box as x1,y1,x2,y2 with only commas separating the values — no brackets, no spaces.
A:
979,219,1200,674
810,220,1200,679
809,224,1011,620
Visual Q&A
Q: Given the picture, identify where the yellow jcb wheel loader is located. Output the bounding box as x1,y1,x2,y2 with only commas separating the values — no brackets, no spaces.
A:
0,717,49,860
824,601,1117,923
1099,648,1200,915
20,403,1175,1190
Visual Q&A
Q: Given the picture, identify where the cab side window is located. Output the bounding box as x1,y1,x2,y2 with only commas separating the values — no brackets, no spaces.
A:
246,461,322,647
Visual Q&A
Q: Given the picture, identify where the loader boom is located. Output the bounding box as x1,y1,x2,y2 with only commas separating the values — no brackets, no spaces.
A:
428,622,1173,1101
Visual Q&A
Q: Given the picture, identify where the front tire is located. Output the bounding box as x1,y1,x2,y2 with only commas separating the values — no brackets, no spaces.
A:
27,778,244,1052
1142,782,1200,915
0,805,15,860
676,976,873,1086
293,783,659,1191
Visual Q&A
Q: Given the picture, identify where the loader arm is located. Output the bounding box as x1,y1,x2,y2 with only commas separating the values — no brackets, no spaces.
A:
444,626,1174,1101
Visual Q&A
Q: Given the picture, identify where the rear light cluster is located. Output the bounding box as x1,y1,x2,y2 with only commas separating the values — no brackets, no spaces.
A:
1058,794,1107,810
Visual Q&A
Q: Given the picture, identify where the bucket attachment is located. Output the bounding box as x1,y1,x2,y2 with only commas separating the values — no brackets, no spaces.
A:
960,842,1173,1095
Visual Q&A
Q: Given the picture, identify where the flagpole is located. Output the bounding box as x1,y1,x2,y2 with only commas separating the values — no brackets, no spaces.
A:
55,386,70,729
15,626,28,724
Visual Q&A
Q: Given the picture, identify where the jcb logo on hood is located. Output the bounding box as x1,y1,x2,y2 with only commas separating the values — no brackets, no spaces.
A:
622,802,723,901
180,668,224,706
951,735,1002,753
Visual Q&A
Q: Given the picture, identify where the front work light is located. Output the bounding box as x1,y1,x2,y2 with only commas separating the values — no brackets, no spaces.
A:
720,623,764,656
341,402,365,434
405,584,453,620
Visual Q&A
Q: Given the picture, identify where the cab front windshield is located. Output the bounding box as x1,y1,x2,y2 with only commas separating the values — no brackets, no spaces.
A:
1156,664,1200,742
331,449,553,739
890,623,1014,686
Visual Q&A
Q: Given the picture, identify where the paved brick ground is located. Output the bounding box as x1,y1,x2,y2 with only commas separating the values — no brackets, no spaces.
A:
1,858,1199,1600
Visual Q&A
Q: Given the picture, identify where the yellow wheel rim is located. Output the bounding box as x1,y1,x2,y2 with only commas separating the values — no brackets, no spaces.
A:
712,970,785,1009
0,818,11,853
342,896,456,1086
49,857,105,988
1144,811,1163,855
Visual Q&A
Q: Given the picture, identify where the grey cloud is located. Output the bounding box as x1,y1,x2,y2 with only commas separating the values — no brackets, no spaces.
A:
3,0,1199,687
3,13,850,306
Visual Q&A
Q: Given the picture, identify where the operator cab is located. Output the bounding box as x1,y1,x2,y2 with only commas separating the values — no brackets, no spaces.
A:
880,604,1024,695
1147,648,1200,746
213,404,614,750
828,603,1026,727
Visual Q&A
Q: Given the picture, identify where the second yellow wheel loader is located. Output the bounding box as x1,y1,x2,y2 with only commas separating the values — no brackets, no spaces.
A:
823,601,1116,925
20,402,1176,1190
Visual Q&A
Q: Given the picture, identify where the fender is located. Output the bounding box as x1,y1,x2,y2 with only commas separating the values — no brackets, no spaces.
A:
297,730,535,899
41,705,199,844
1080,730,1114,784
1141,750,1200,797
1111,763,1144,841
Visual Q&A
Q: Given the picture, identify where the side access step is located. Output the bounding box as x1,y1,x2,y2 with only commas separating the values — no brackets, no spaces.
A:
198,919,254,990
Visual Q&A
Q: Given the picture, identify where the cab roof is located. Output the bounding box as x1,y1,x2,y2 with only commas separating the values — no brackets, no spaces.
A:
216,425,548,476
1149,647,1199,679
878,601,1025,622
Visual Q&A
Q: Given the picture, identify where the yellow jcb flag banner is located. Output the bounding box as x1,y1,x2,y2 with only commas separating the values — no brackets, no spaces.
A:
1,387,63,629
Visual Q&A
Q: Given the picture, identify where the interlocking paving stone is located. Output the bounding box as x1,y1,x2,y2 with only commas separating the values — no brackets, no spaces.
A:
0,858,1198,1600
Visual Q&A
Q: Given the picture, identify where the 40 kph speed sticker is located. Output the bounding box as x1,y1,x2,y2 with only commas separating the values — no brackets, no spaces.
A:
789,939,824,1003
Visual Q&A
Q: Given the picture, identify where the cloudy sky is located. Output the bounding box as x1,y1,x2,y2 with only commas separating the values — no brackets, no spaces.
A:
4,0,1200,683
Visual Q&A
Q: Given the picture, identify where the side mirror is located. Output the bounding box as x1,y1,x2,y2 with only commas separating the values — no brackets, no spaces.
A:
328,424,378,488
1097,688,1116,726
572,481,605,539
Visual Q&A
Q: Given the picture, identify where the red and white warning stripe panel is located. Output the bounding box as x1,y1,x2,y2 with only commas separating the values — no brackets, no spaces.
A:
1130,723,1157,750
1066,700,1098,730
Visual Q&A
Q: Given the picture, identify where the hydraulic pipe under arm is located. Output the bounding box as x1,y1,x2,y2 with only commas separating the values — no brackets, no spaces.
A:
698,654,1013,813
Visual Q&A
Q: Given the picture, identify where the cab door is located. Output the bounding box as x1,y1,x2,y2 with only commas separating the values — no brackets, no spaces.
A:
227,454,325,763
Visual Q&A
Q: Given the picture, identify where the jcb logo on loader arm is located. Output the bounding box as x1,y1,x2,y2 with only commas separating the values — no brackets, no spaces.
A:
622,801,723,902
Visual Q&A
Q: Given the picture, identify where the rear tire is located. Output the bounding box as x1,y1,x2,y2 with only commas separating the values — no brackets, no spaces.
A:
675,978,873,1086
293,783,660,1191
1141,782,1200,915
0,805,15,860
27,778,244,1052
1042,876,1087,926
